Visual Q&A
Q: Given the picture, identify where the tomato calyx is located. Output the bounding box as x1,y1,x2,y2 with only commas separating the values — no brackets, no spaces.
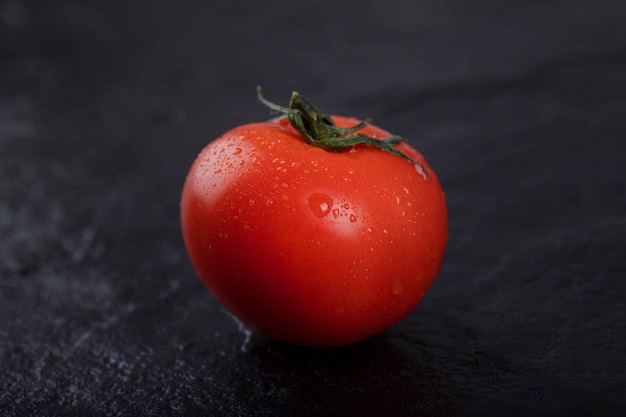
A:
257,87,428,173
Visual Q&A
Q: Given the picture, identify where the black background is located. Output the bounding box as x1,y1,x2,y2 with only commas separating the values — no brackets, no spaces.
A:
2,1,626,416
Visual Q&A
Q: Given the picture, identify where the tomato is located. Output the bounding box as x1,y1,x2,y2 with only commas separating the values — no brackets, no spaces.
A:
180,90,448,347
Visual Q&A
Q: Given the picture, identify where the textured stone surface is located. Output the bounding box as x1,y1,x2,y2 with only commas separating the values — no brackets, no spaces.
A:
1,1,625,415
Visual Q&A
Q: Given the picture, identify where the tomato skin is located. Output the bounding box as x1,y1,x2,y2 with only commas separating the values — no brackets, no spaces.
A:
181,116,447,347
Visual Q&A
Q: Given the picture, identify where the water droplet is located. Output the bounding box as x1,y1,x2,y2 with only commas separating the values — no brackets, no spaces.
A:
349,214,357,223
415,163,427,179
308,193,333,218
333,208,340,218
233,147,243,155
395,196,401,205
342,203,349,209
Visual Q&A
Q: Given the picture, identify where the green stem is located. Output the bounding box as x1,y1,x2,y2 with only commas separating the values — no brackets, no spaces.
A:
257,87,428,173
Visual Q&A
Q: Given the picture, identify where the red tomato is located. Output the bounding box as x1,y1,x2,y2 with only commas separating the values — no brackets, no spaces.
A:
180,91,447,347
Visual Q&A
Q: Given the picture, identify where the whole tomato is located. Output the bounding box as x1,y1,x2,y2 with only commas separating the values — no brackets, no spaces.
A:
180,89,448,347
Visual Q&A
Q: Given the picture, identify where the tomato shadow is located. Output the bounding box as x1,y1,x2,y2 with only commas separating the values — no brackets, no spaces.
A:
227,330,460,417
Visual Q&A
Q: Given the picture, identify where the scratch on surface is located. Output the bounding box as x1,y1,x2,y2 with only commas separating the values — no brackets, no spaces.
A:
71,228,96,264
224,310,252,353
69,303,136,353
70,330,94,352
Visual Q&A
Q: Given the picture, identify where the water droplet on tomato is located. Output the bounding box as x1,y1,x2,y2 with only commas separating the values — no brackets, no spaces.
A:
233,147,243,155
415,163,427,179
349,214,357,223
308,193,333,218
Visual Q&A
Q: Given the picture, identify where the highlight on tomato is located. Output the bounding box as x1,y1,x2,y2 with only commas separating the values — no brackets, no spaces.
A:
180,88,448,347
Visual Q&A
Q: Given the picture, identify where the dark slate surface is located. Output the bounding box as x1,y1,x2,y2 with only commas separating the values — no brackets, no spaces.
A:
1,1,625,416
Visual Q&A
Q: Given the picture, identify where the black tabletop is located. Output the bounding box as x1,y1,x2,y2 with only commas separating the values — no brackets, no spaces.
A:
2,1,625,416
